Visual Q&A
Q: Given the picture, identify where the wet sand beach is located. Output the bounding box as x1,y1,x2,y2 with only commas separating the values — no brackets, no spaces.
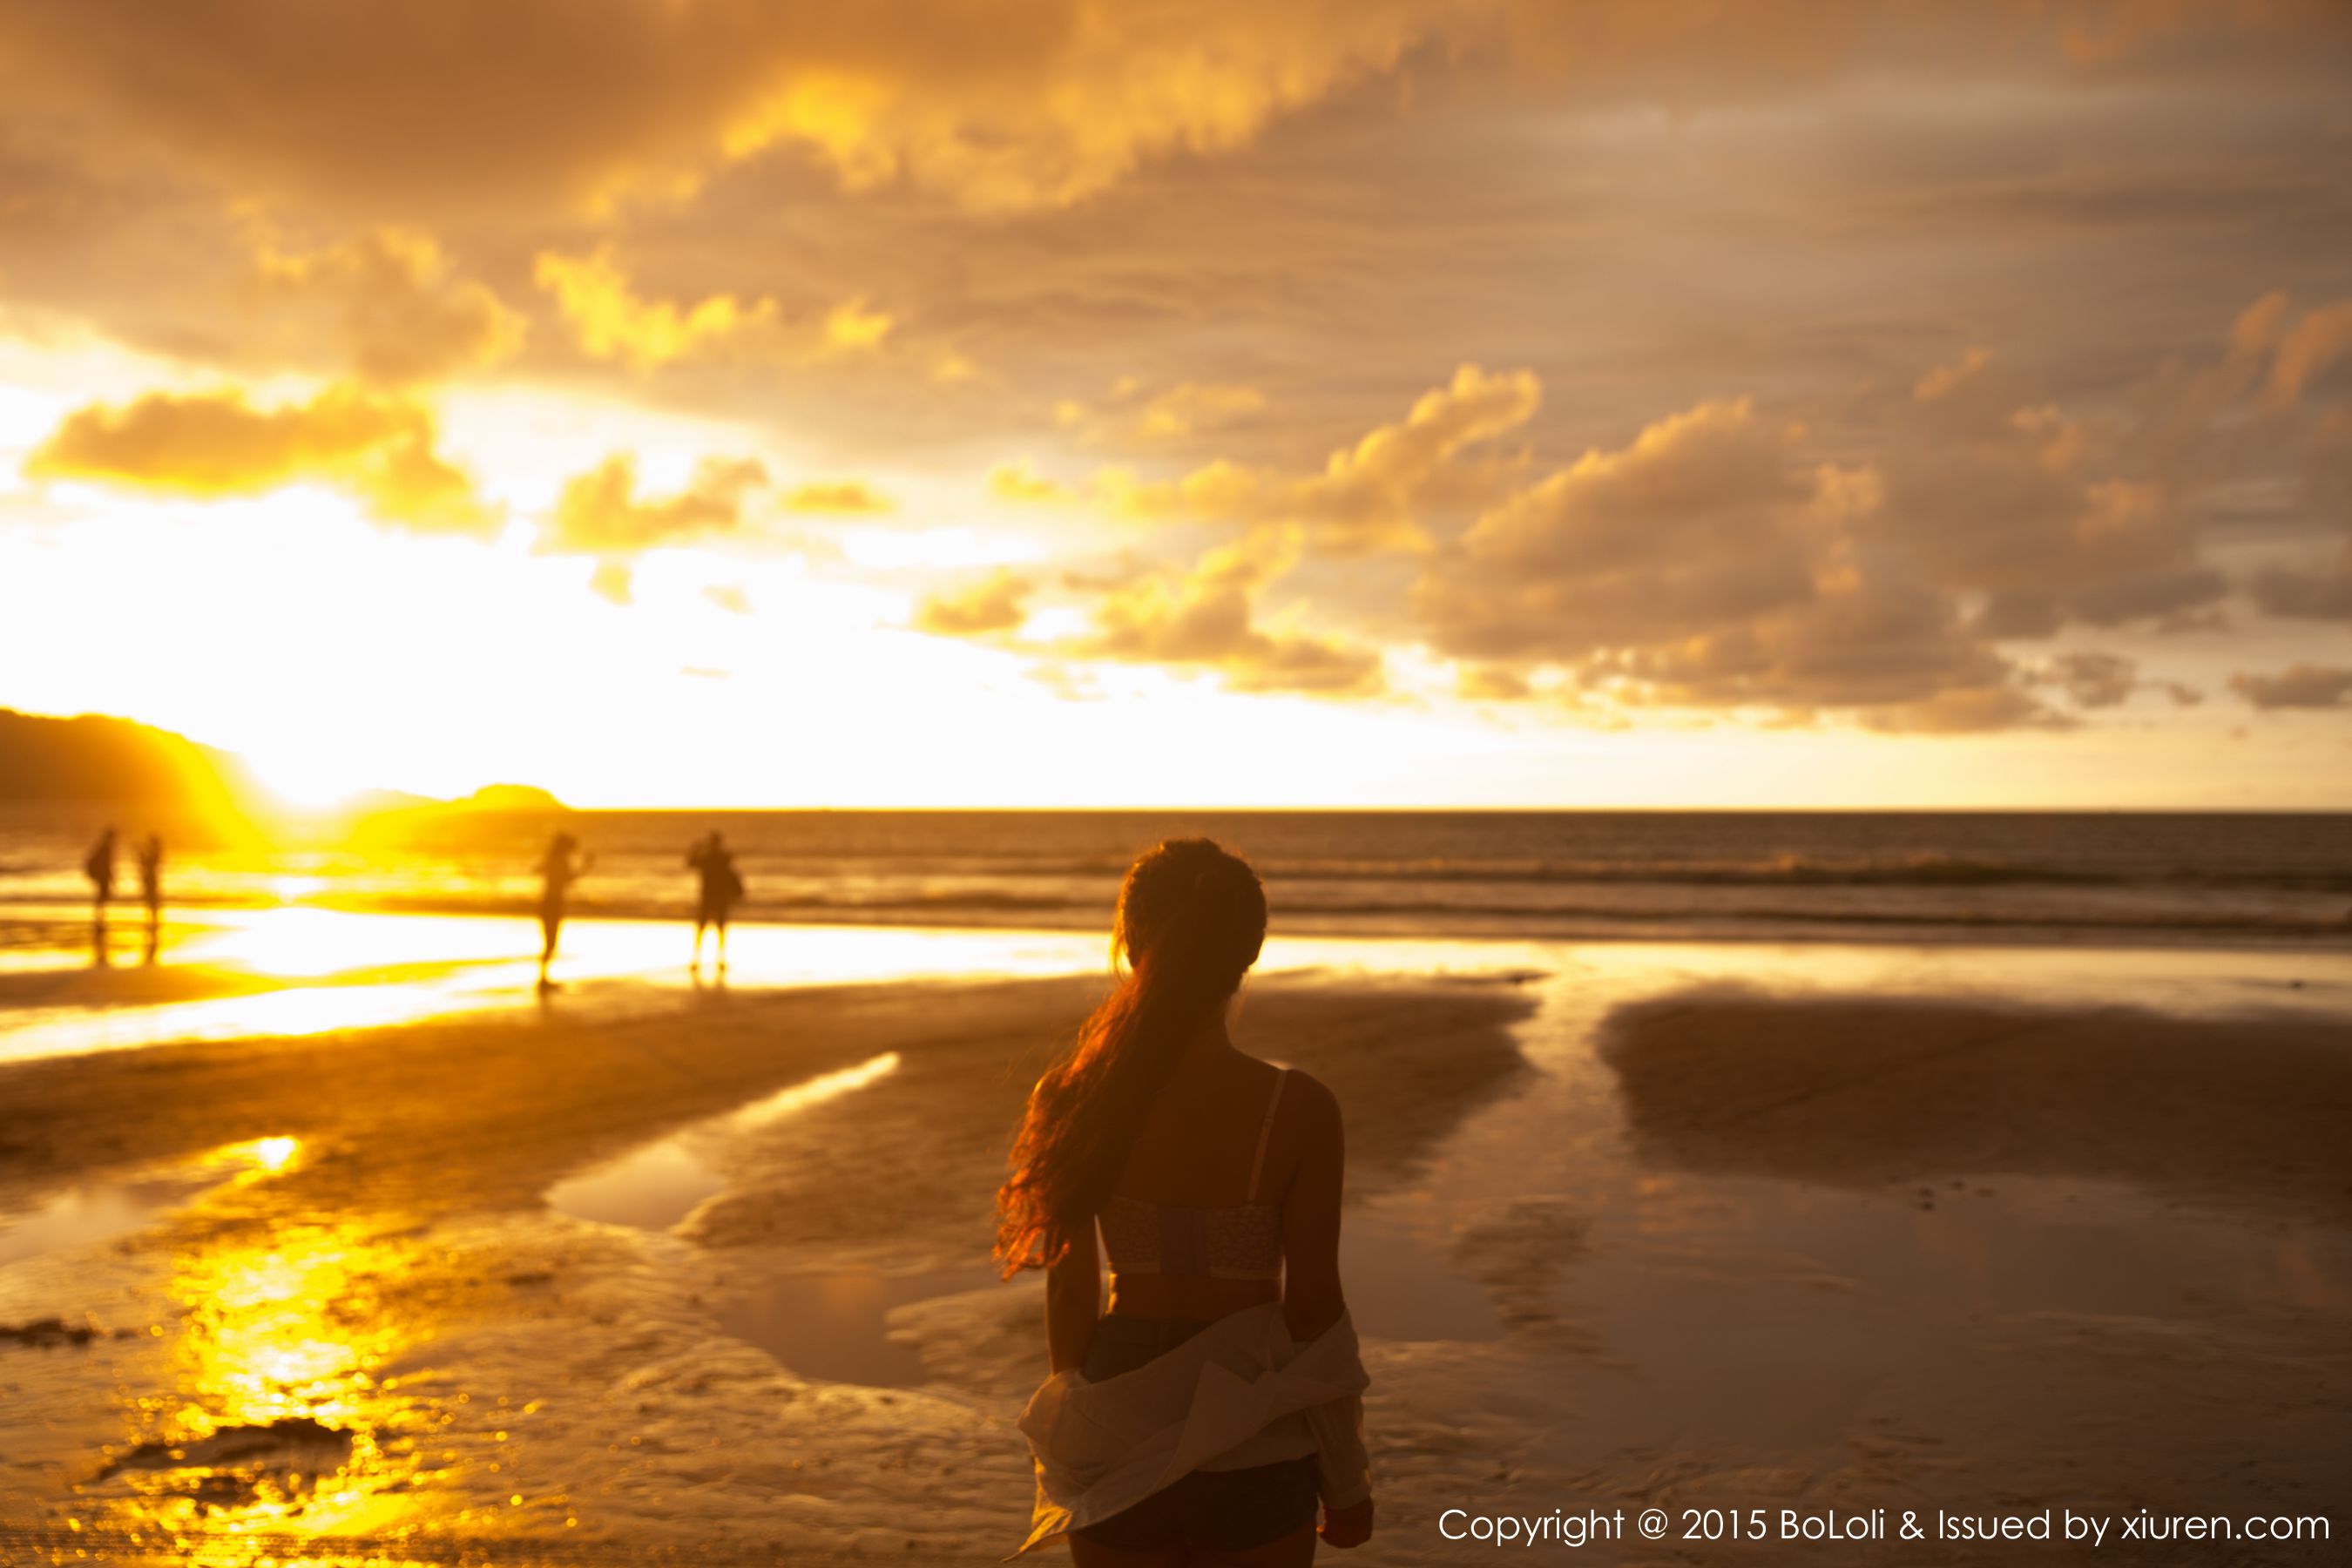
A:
1602,993,2352,1224
0,918,2346,1565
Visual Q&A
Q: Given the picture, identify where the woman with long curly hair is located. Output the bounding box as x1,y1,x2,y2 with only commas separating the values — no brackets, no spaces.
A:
999,838,1374,1563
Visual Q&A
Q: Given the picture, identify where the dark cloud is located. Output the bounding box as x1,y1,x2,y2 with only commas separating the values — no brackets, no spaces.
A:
1414,397,1826,659
1612,580,2052,733
1397,391,2053,727
2040,651,2138,708
1860,351,2226,627
2251,549,2352,621
2227,663,2352,709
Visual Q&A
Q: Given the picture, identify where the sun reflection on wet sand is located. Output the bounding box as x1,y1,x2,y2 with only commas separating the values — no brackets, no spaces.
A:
4,1132,470,1563
546,1051,902,1231
0,979,473,1064
115,1222,428,1551
1,1138,304,1269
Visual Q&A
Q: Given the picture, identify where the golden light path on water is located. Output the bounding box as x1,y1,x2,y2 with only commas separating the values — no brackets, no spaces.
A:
0,907,1116,1063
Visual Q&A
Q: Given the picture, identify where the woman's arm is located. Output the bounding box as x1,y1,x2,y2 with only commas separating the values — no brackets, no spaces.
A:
1044,1215,1101,1374
1279,1074,1348,1342
1280,1074,1375,1543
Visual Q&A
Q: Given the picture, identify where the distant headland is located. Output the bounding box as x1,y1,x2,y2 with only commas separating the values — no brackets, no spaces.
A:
0,707,565,817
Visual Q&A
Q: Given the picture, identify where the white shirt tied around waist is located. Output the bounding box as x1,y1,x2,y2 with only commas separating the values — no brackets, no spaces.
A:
1011,1302,1374,1558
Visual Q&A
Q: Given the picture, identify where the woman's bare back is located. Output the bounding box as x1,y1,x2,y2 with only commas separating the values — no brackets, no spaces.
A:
1103,1041,1308,1321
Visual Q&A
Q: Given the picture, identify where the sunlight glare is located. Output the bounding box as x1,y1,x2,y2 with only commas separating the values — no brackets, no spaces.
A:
247,1136,300,1173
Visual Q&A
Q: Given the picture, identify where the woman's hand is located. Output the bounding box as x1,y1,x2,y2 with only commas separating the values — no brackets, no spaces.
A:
1321,1496,1373,1548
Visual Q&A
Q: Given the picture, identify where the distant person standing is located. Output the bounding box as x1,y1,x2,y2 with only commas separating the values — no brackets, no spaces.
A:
136,833,165,962
686,831,745,973
84,826,118,963
536,832,592,990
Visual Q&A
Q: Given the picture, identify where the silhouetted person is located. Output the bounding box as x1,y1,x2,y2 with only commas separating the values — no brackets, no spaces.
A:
136,833,164,964
687,831,744,972
84,826,117,966
536,832,591,990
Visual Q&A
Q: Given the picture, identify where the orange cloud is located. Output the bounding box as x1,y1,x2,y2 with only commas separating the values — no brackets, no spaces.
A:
709,4,1470,212
535,248,779,368
1913,347,1991,402
1136,382,1265,439
930,350,983,385
253,226,524,383
26,386,497,535
589,559,636,605
545,454,768,553
915,569,1032,636
1113,365,1541,552
1456,665,1532,702
1054,528,1375,695
782,480,893,514
820,298,895,354
909,530,1375,697
1078,572,1383,696
535,248,906,373
987,460,1073,504
1058,380,1271,443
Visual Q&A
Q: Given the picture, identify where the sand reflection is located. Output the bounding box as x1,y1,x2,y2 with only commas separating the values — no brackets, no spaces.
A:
45,1139,445,1557
548,1051,902,1231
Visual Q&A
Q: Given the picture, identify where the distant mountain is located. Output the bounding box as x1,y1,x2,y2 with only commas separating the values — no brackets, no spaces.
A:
451,783,568,813
0,707,267,812
0,707,564,815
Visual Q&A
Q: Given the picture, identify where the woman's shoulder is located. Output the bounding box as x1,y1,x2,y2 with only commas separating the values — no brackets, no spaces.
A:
1249,1060,1341,1128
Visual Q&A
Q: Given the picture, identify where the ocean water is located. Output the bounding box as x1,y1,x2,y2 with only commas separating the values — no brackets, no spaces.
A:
4,808,2350,948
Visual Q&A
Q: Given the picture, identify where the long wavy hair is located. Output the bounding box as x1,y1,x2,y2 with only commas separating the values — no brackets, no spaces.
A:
995,837,1267,1277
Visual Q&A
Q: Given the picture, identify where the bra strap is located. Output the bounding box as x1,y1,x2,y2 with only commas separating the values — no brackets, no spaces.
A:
1246,1069,1288,1201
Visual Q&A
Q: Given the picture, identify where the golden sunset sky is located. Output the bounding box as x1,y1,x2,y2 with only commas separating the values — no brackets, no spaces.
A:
1,2,2349,807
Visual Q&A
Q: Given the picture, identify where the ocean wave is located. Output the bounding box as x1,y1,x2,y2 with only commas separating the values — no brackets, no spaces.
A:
524,850,2342,889
0,882,2345,945
754,893,2351,936
1251,855,2352,891
539,851,2352,894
